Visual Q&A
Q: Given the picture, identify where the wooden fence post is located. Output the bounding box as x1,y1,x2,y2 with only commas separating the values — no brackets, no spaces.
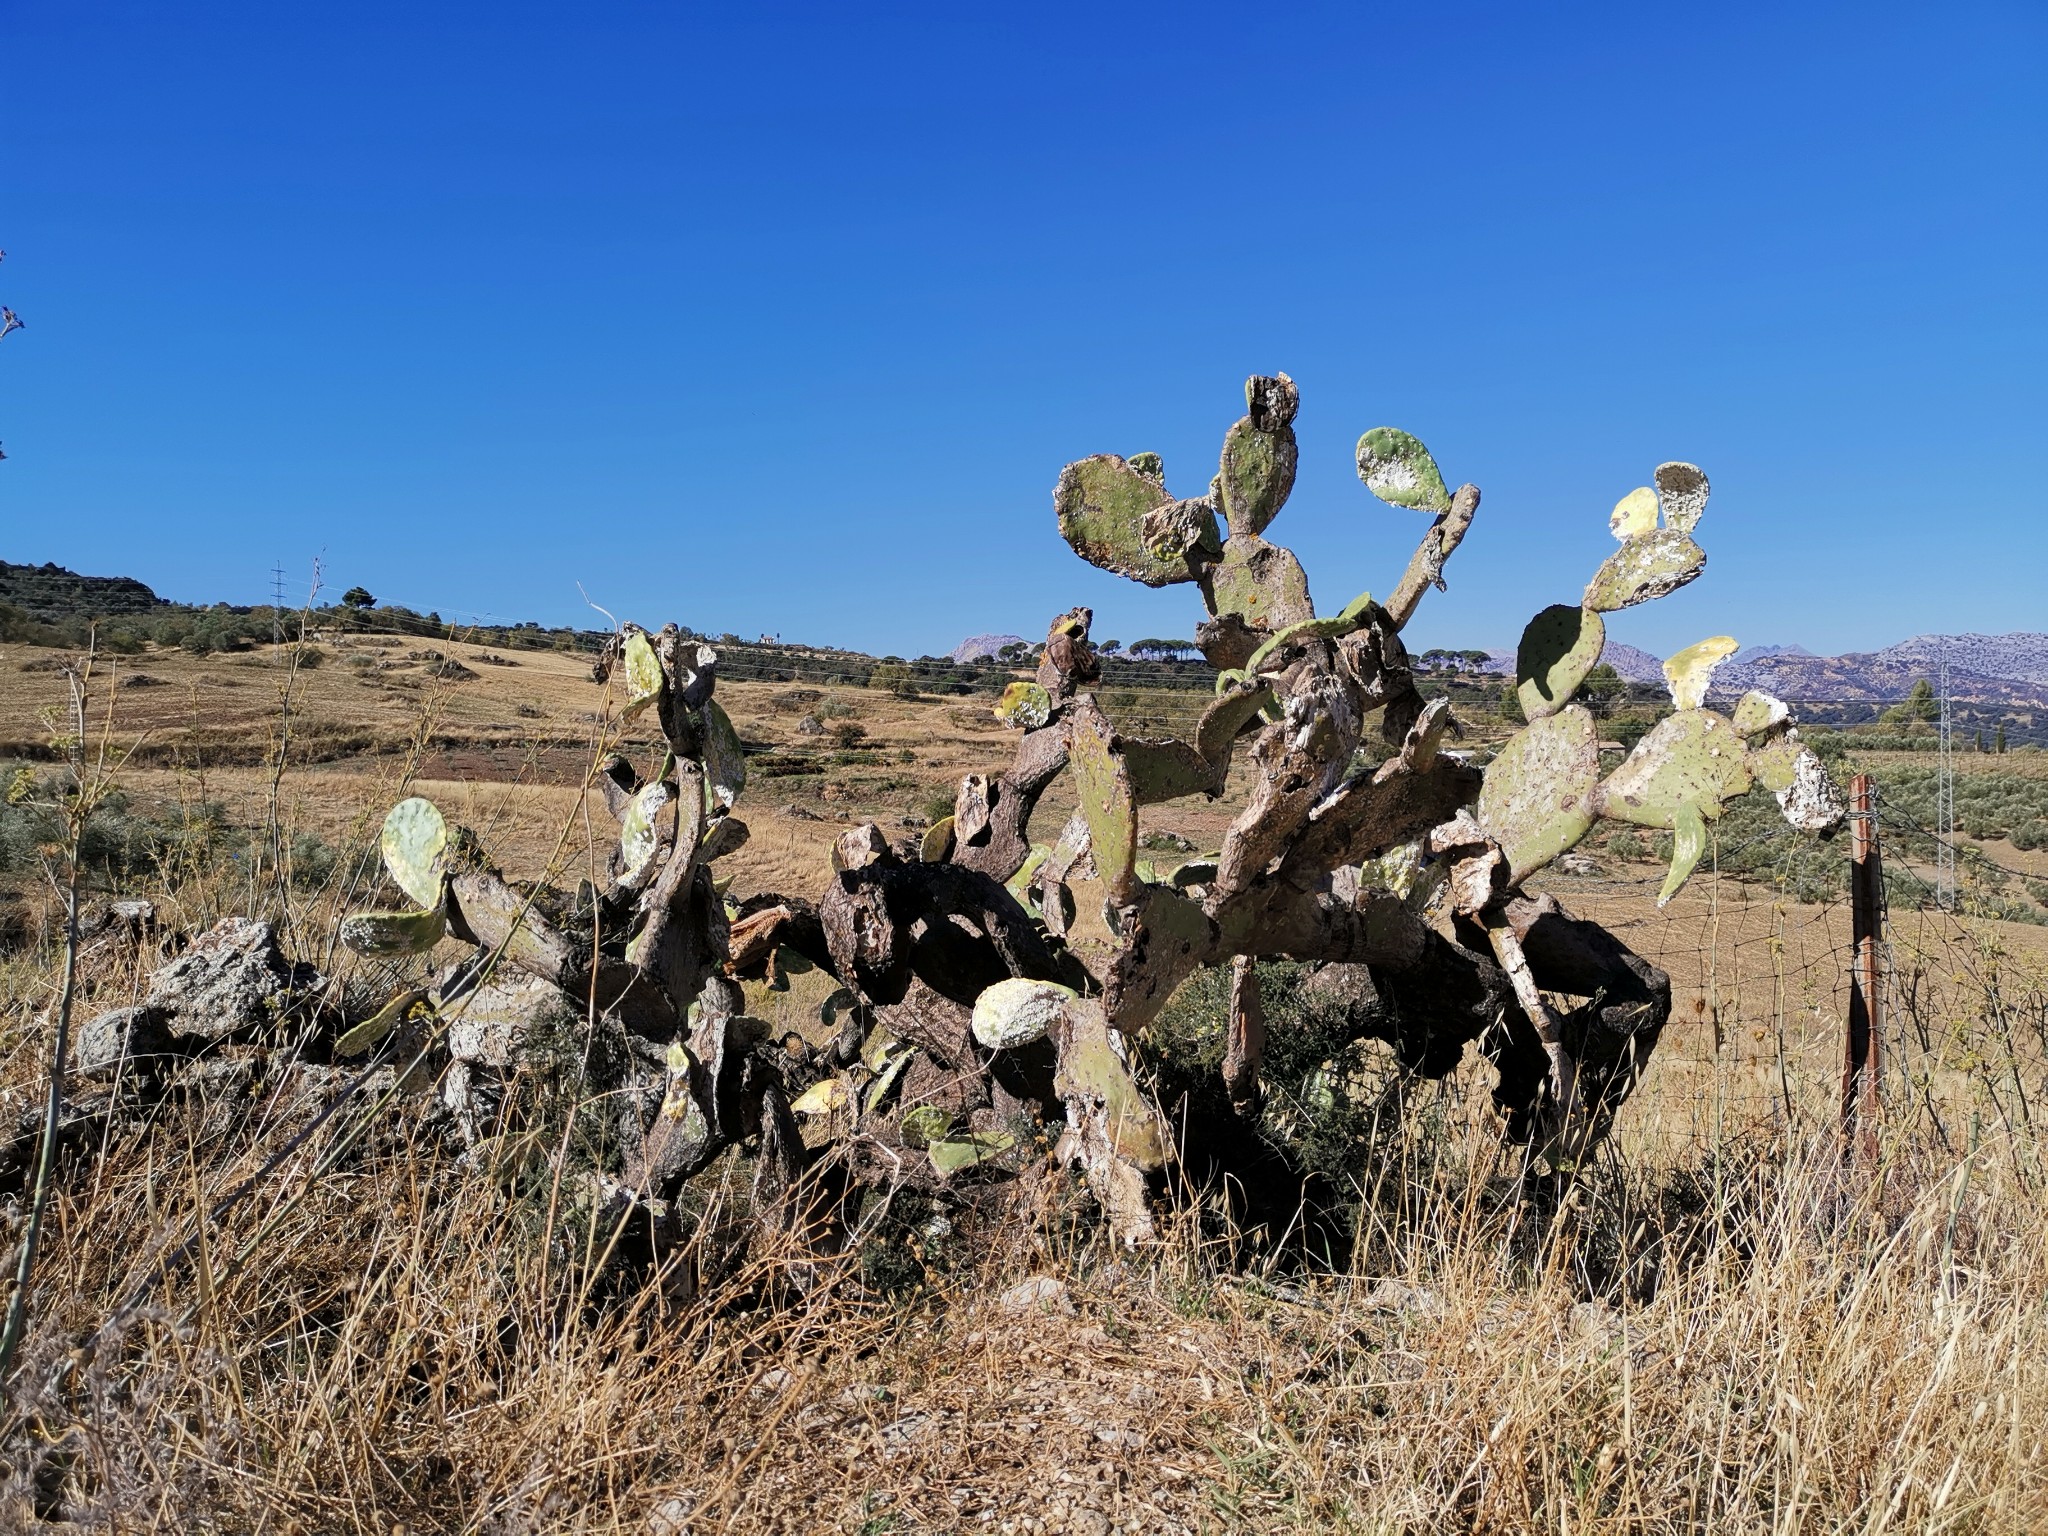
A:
1843,772,1883,1168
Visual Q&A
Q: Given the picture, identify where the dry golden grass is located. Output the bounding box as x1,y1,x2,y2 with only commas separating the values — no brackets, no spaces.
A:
0,645,2044,1530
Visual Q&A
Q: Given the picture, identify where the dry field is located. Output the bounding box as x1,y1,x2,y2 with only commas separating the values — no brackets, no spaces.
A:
0,638,2044,1531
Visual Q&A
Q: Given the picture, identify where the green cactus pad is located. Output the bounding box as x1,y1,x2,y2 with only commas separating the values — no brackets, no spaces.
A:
1732,690,1791,740
1477,705,1602,884
1004,843,1051,905
1654,461,1710,534
1210,534,1314,633
1217,375,1300,538
972,977,1077,1050
618,781,674,884
1120,738,1213,805
1054,1001,1169,1170
1355,427,1451,514
920,815,955,863
338,906,448,957
333,987,430,1058
621,631,665,720
1070,715,1138,902
899,1104,952,1148
927,1130,1016,1178
1127,451,1164,482
1609,486,1659,540
1055,455,1200,587
1663,636,1738,710
1196,686,1273,768
1660,802,1709,906
1596,709,1754,829
701,699,747,811
1242,596,1375,679
1584,529,1707,612
994,680,1053,730
1745,732,1802,793
380,796,451,908
863,1044,916,1114
1515,605,1607,722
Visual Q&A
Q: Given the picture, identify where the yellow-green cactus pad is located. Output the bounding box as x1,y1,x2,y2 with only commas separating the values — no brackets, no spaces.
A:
621,631,665,720
994,680,1053,730
920,815,955,863
618,781,674,884
1477,706,1601,884
338,905,448,957
1055,454,1200,587
1515,604,1606,721
1655,461,1709,534
1055,1001,1169,1170
790,1077,851,1115
1663,635,1738,710
1609,486,1658,540
1217,374,1300,538
927,1130,1015,1177
1660,802,1709,906
702,698,747,812
1210,534,1314,633
1070,714,1138,902
972,976,1077,1050
380,796,451,908
1732,689,1791,740
864,1045,916,1114
1596,709,1753,829
333,987,430,1057
899,1104,952,1148
1355,427,1451,514
1584,529,1706,612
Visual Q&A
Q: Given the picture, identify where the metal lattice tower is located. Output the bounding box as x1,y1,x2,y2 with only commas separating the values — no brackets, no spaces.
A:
1936,644,1956,911
270,562,288,646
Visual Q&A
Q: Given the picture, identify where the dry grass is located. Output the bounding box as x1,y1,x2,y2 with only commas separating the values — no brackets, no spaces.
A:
0,646,2045,1531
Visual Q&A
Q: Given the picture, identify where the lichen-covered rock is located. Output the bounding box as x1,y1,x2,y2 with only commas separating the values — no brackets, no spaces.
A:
72,1004,179,1080
146,917,324,1043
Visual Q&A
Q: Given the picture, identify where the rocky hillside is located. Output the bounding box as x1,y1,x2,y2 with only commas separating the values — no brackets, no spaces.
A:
0,560,165,622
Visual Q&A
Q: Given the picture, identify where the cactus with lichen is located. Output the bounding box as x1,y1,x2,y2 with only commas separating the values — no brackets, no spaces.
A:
331,372,1844,1266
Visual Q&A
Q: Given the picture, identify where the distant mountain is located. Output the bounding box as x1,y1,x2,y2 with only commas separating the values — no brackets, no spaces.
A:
0,560,165,623
951,633,1027,664
1867,633,2048,688
1471,631,2048,713
1478,642,1666,686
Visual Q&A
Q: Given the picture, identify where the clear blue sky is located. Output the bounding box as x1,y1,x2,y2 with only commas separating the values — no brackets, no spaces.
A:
3,2,2042,660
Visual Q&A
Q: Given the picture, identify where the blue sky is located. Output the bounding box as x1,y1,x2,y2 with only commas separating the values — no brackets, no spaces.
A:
3,1,2042,660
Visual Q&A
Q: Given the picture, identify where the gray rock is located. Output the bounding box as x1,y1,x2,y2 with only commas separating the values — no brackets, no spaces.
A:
72,1005,180,1080
146,917,323,1043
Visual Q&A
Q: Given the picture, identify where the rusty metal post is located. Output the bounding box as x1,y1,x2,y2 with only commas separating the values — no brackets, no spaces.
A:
1843,772,1883,1168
